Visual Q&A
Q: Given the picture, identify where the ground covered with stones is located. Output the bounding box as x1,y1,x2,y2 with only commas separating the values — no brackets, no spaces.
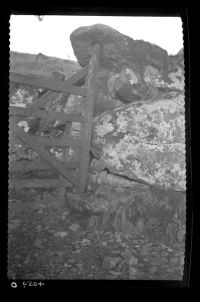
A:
8,191,185,280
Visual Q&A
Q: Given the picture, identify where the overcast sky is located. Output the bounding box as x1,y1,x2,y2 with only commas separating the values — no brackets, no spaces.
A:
10,15,183,60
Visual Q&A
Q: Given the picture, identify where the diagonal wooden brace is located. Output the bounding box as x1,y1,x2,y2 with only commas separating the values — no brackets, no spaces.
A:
9,118,77,187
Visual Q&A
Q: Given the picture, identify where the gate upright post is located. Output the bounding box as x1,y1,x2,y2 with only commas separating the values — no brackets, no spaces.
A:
77,43,101,193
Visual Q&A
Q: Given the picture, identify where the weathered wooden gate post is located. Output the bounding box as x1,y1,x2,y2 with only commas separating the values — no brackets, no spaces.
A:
77,43,101,193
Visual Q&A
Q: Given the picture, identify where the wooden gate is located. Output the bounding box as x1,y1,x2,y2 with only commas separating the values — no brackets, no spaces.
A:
9,44,101,195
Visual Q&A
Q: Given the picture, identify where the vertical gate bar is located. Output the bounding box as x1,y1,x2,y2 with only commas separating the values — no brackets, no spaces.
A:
77,43,101,193
39,71,66,133
58,175,66,202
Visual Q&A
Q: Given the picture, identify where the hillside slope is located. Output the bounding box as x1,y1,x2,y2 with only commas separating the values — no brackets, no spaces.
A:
10,51,80,79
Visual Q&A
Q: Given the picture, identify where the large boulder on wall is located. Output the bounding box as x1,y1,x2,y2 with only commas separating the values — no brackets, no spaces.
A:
70,23,169,72
70,24,184,116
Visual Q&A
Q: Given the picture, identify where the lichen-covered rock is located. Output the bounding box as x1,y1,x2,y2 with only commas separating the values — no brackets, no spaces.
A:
91,94,185,191
10,85,42,107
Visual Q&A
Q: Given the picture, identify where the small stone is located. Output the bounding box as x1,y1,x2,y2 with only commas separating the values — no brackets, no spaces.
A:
130,248,137,255
74,250,81,253
10,218,21,224
87,184,92,191
166,268,176,273
115,232,121,240
34,203,46,210
81,238,90,245
151,257,168,266
109,270,122,276
102,256,121,270
23,254,31,264
62,210,69,216
36,225,42,231
170,257,179,264
180,255,185,265
106,274,118,280
68,223,80,232
102,241,107,247
23,272,45,280
119,242,129,248
123,249,138,266
15,254,21,259
33,238,42,249
38,209,43,214
7,270,16,279
53,231,68,238
144,242,153,247
129,267,138,275
149,266,158,274
110,249,121,255
87,216,98,229
141,250,150,256
68,258,75,264
128,255,138,266
9,219,21,230
47,229,55,233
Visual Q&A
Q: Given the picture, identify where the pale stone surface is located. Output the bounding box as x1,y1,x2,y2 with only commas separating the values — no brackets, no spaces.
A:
91,94,185,191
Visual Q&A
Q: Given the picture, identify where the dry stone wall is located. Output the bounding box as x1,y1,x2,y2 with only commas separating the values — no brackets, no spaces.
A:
69,24,186,245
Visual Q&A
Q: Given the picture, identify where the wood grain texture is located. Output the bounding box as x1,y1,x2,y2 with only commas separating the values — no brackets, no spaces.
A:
10,72,87,96
9,107,83,123
9,178,72,188
77,43,101,192
9,159,79,172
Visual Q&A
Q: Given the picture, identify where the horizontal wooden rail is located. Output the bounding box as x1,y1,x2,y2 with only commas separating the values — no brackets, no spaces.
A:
9,128,80,147
10,72,87,96
9,159,79,172
9,178,72,189
65,65,89,86
9,132,80,148
36,135,80,147
9,106,84,123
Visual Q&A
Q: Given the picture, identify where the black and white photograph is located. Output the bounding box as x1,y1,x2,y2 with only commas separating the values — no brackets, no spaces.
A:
8,14,187,283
